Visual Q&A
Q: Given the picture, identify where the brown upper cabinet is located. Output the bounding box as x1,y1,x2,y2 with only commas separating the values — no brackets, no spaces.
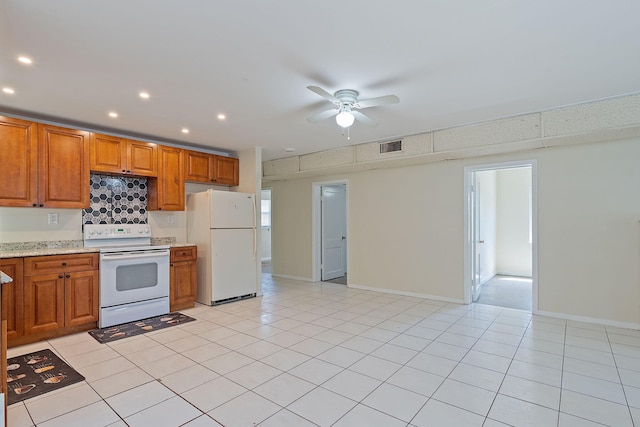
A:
39,124,91,208
184,149,214,183
148,146,185,211
184,149,238,186
213,155,239,186
0,116,37,207
90,133,158,177
0,117,90,208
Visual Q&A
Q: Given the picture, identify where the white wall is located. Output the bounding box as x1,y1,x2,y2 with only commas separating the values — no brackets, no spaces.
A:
269,138,640,325
0,208,83,243
496,167,532,276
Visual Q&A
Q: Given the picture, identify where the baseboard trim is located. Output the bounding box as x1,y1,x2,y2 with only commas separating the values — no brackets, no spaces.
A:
270,273,314,282
535,309,640,331
348,283,465,304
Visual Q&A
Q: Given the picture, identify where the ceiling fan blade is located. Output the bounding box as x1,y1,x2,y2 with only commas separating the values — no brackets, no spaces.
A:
307,108,339,123
351,110,377,127
307,86,339,103
356,94,400,109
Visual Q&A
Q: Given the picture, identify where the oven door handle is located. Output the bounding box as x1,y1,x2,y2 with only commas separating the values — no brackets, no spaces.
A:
101,250,170,260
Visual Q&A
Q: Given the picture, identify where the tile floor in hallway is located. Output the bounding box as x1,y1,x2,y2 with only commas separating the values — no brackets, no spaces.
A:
7,274,640,426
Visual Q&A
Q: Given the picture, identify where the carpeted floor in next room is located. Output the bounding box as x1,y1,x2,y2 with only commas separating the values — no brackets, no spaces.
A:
475,275,532,311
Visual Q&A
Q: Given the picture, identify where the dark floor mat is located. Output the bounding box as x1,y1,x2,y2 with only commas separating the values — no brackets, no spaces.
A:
88,312,196,344
6,348,85,405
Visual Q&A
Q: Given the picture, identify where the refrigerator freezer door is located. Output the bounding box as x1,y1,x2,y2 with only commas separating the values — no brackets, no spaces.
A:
209,190,255,229
210,228,257,303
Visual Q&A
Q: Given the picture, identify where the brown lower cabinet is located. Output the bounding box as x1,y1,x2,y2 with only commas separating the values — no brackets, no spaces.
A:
6,253,99,347
0,258,24,340
170,246,198,311
0,260,17,425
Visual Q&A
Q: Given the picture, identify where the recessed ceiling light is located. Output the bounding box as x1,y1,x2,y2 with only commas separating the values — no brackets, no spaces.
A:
108,112,118,118
284,148,295,152
181,128,189,134
17,56,32,64
217,114,226,120
2,87,15,94
139,91,150,99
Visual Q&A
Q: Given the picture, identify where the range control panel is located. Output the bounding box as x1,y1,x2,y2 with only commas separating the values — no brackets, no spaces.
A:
83,224,151,240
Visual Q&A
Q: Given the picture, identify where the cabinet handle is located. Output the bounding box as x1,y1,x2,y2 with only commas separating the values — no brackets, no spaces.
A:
122,169,126,173
39,204,44,207
58,274,63,279
126,170,131,173
62,262,67,266
170,263,174,267
32,203,37,207
65,274,70,279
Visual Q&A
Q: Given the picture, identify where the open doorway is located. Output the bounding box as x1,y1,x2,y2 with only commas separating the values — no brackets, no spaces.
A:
464,161,537,311
312,181,348,284
260,188,272,274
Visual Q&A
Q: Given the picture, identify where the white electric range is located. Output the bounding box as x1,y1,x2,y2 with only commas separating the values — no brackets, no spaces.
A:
84,224,170,328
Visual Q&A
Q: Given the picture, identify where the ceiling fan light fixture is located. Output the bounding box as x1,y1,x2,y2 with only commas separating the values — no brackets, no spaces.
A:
336,110,355,128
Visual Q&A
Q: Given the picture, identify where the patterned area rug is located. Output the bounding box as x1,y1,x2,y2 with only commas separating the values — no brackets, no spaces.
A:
6,349,85,405
88,312,196,344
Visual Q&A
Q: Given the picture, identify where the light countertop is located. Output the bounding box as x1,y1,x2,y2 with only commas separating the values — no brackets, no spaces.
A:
0,243,196,259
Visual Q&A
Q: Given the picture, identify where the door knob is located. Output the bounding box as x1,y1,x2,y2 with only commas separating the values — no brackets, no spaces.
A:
479,240,485,244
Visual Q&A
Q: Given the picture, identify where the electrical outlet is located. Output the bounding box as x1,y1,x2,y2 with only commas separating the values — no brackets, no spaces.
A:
48,213,58,225
167,214,174,224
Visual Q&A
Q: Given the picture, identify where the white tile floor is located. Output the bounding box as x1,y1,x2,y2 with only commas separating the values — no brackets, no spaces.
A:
7,273,640,426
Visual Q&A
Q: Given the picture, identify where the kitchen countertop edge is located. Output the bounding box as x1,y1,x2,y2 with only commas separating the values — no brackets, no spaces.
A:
0,243,197,259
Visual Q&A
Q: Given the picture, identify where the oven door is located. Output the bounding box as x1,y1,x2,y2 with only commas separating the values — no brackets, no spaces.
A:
100,249,170,308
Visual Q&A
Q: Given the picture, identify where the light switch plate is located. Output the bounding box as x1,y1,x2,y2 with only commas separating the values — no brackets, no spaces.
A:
48,213,58,225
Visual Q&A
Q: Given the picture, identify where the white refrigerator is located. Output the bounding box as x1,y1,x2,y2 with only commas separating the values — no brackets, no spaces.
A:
187,190,258,305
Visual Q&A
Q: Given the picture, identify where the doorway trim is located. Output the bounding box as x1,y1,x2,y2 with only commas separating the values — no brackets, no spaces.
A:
463,160,538,312
312,179,349,283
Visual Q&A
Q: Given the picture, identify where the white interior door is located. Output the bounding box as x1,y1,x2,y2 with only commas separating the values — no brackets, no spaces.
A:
471,174,482,301
321,185,346,281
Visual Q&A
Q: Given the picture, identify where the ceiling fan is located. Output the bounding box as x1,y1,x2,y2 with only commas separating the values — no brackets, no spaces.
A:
306,86,399,128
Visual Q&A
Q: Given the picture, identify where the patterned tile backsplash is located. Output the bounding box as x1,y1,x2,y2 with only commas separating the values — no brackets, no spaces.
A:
83,174,148,224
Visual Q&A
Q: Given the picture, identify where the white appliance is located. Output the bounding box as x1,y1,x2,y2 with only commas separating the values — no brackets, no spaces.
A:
187,190,258,305
84,224,170,328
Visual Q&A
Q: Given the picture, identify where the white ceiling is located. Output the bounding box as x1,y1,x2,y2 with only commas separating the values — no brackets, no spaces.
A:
1,1,639,161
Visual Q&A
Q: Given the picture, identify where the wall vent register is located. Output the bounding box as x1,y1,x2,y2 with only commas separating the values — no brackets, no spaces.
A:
380,140,402,153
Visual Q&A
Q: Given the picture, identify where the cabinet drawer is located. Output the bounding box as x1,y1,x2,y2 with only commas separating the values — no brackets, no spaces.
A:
170,246,197,262
25,253,99,276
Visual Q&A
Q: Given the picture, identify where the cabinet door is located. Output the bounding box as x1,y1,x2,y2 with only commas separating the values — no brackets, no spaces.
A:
24,273,65,335
0,258,24,340
38,124,90,208
128,140,158,177
170,261,197,311
212,155,239,186
184,150,214,182
0,116,38,207
90,133,127,174
149,146,184,210
65,270,99,326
